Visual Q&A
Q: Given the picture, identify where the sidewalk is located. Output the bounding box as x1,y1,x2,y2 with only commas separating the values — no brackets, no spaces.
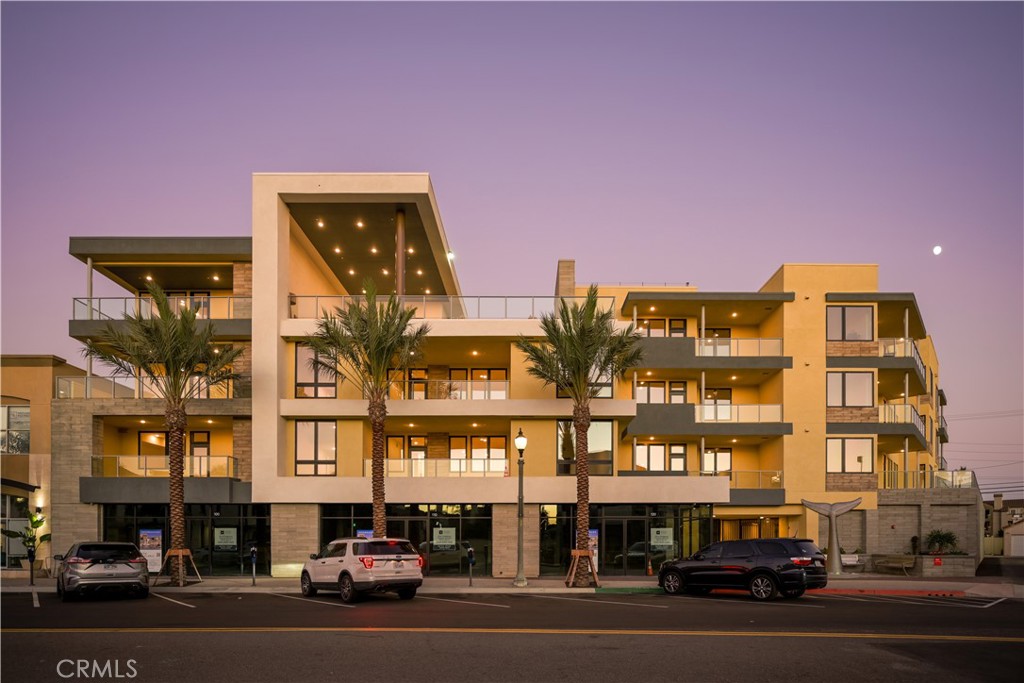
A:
3,571,1022,598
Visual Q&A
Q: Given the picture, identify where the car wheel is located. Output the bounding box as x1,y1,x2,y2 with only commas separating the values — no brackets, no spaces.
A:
748,574,779,601
338,574,359,604
58,580,74,602
301,572,318,597
782,588,805,599
397,587,417,600
662,570,684,595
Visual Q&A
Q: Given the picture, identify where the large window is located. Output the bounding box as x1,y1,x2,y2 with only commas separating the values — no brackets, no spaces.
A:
635,381,665,404
557,420,613,476
0,405,30,454
701,448,732,473
826,306,873,341
826,438,873,473
295,344,337,398
450,436,506,474
296,421,336,476
634,442,686,472
826,372,874,407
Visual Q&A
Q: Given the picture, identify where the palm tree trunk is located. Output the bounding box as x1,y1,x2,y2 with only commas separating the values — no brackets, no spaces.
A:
166,405,187,586
368,398,388,538
572,405,592,587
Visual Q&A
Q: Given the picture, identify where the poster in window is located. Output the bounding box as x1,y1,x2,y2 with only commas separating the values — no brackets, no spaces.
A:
139,529,162,573
214,527,238,551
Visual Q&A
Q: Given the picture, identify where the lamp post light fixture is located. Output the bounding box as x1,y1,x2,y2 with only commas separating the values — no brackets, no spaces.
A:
513,428,528,587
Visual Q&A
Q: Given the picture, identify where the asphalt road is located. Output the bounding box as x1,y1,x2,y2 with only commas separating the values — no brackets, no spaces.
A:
3,590,1022,683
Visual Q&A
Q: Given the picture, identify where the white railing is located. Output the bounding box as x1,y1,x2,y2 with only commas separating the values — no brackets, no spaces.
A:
364,458,509,478
56,375,249,399
879,337,925,378
290,295,615,320
697,404,783,422
73,296,251,321
91,455,237,478
696,338,783,357
880,403,925,434
879,469,977,490
699,470,784,489
382,380,509,401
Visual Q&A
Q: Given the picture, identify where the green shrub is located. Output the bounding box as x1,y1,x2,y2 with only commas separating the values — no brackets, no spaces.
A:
925,529,958,554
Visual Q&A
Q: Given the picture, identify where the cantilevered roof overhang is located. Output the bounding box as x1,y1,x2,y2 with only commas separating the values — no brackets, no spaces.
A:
825,293,927,338
620,292,794,326
70,237,251,292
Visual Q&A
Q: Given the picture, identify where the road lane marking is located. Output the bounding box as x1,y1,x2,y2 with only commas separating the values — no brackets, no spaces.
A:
976,598,1007,609
32,591,40,608
530,595,668,609
4,626,1022,643
150,593,196,608
418,596,510,609
269,592,354,608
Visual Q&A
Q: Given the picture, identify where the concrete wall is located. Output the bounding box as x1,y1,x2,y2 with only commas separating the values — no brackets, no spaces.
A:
491,503,539,578
270,503,319,577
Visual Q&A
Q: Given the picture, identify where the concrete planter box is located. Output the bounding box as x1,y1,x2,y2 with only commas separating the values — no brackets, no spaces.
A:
918,555,977,578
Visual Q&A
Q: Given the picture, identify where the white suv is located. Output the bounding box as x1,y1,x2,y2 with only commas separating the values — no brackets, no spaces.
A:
301,537,423,603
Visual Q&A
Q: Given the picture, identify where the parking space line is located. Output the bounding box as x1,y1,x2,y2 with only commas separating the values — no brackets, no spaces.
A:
150,592,196,608
530,595,668,609
32,591,40,608
269,592,354,608
862,595,978,608
975,598,1007,609
418,596,510,609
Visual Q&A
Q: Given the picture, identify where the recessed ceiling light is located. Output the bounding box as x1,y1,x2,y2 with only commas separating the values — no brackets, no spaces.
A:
140,419,146,424
348,268,356,276
425,288,431,294
649,306,656,312
730,375,737,381
361,288,366,294
649,436,655,441
732,438,738,443
370,246,378,254
207,419,214,424
212,275,220,281
646,371,652,376
447,251,454,261
471,423,478,428
416,269,423,276
334,247,341,254
213,348,220,354
356,221,364,228
471,350,479,356
407,247,415,254
145,275,153,282
731,312,738,318
382,268,389,275
317,219,324,228
408,423,415,428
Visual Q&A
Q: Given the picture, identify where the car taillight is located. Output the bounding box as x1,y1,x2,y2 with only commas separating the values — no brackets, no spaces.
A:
416,556,424,568
359,556,374,569
791,556,813,566
128,557,148,565
66,557,89,564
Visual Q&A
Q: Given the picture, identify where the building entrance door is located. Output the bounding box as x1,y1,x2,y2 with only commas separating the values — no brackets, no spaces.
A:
600,518,649,575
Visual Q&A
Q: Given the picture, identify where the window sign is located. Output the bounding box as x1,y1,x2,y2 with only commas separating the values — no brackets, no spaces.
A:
650,528,674,549
588,528,599,564
356,529,373,539
433,527,456,551
214,527,238,551
139,529,162,573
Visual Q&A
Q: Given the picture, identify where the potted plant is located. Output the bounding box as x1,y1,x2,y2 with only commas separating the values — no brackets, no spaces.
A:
1,510,51,586
925,529,958,554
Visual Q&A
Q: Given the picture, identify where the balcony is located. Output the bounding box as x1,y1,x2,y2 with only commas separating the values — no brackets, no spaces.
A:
827,403,928,450
879,469,978,490
70,296,252,341
384,379,509,401
826,337,927,392
289,295,615,320
638,337,791,371
701,469,785,506
880,403,926,434
696,338,783,357
91,455,238,478
697,404,783,423
937,414,949,443
627,403,791,438
364,458,509,478
56,375,251,400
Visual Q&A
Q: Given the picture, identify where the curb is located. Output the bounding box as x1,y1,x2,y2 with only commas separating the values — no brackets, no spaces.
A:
819,589,966,597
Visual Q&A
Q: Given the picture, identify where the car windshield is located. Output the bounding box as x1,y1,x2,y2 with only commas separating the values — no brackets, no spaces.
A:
795,541,822,556
354,540,417,556
76,544,141,561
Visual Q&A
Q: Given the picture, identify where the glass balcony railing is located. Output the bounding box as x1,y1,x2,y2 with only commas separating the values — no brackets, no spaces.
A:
696,338,783,357
697,404,783,422
880,403,925,434
73,296,252,321
381,380,510,401
289,295,615,320
699,470,784,489
879,338,925,378
91,455,237,478
56,375,251,399
365,458,509,478
879,469,977,490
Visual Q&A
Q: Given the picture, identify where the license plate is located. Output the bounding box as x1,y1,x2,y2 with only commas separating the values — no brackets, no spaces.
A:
394,561,404,569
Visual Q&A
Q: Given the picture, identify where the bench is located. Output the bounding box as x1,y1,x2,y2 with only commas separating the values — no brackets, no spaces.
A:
841,554,865,571
873,555,915,576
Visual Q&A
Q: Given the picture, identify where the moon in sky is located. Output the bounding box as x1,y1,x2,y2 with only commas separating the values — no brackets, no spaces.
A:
933,245,942,256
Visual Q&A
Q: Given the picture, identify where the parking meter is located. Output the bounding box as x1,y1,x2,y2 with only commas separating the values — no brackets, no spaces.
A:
26,547,36,586
249,546,257,585
466,545,475,587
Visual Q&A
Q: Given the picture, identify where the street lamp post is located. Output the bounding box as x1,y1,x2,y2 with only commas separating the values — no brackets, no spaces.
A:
513,428,528,587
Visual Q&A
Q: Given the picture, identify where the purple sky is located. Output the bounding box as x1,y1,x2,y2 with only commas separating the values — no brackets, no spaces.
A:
2,2,1021,498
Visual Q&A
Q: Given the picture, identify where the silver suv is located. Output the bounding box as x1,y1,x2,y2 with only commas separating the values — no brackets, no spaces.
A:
301,538,423,603
54,542,150,601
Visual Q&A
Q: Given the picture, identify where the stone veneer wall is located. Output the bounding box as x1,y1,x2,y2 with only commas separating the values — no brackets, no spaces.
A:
826,341,879,357
491,503,539,578
233,262,253,318
826,406,879,422
233,417,252,482
826,473,877,492
270,503,319,577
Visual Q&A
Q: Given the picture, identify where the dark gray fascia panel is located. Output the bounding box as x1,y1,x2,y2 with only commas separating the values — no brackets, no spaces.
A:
723,489,786,506
79,478,252,504
636,337,791,370
826,422,928,450
626,403,792,437
70,237,252,263
825,356,926,390
71,319,251,341
621,291,794,315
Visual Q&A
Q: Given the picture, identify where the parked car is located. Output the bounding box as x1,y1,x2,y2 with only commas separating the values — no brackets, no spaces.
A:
658,538,827,600
612,542,668,569
54,542,150,601
301,537,423,603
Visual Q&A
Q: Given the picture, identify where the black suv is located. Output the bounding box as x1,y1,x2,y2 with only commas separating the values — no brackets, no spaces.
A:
658,538,827,600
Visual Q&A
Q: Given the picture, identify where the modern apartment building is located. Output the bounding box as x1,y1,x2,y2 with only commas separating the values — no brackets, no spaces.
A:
48,173,969,579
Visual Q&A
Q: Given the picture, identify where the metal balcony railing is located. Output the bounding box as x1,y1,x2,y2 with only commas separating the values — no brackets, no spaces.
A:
696,338,783,357
73,296,252,321
699,470,784,489
880,403,925,434
381,379,510,401
55,375,250,399
91,455,237,478
289,295,615,320
878,469,977,490
879,338,925,378
697,404,783,422
365,458,509,478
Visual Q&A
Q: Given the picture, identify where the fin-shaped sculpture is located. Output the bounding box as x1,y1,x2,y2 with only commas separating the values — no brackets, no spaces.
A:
801,498,862,575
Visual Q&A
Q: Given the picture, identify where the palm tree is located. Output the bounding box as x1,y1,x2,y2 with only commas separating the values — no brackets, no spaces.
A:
84,284,241,585
515,285,642,587
306,280,430,538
